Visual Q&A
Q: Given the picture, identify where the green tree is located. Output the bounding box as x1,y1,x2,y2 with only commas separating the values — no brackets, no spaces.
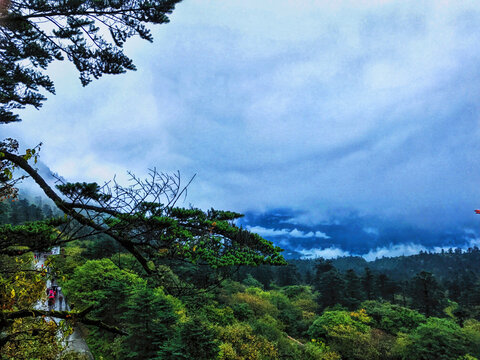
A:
376,273,397,302
362,267,375,301
393,317,472,360
0,154,286,354
0,0,182,123
121,283,179,359
62,258,176,358
243,273,264,289
0,0,185,351
159,317,219,360
361,300,426,335
308,309,381,360
63,258,139,322
217,322,278,360
308,310,370,341
0,252,68,359
252,265,275,289
344,269,364,310
266,290,303,337
410,271,444,317
463,319,480,358
1,0,288,355
277,263,301,287
315,267,345,309
301,342,341,360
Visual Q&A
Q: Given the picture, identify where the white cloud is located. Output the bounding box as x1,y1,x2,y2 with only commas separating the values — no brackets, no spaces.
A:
300,240,480,262
298,247,351,259
362,243,428,261
464,228,477,235
298,243,429,261
283,212,336,226
246,226,291,237
467,237,480,249
363,227,379,236
315,231,331,239
247,226,330,239
290,229,313,238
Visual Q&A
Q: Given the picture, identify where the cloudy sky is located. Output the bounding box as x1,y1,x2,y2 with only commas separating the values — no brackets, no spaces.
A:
5,0,480,257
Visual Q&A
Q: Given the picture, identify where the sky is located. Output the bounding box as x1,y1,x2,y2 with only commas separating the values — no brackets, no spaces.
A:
4,0,480,258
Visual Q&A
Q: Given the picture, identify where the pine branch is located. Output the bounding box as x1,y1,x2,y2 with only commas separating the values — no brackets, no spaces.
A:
0,150,154,275
1,307,127,335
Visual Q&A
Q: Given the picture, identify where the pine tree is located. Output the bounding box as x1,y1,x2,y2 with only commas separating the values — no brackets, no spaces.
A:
410,271,445,317
122,284,178,359
304,269,314,285
158,317,219,360
42,204,54,218
344,269,364,309
1,0,183,123
0,0,290,354
315,264,345,309
362,267,375,301
277,263,300,287
0,200,9,224
377,273,397,303
252,265,274,289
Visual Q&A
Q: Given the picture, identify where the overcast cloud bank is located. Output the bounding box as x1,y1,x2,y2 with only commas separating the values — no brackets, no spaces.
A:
4,0,480,244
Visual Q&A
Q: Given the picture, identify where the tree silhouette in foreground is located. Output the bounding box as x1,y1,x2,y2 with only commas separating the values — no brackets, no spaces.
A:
0,143,285,344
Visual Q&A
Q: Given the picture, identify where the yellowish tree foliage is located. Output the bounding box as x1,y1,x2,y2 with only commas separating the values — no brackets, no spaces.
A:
218,323,278,360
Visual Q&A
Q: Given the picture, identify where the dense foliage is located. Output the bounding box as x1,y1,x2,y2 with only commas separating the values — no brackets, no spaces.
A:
2,199,480,359
49,235,480,359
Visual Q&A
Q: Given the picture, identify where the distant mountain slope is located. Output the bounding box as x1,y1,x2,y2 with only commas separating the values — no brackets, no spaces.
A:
291,249,480,281
239,208,479,258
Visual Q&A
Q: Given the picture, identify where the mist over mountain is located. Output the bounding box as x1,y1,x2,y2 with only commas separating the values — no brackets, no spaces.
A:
16,161,480,262
239,208,480,260
15,160,65,204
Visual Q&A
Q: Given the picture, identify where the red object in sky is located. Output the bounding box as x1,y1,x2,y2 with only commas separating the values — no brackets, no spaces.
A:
475,210,480,214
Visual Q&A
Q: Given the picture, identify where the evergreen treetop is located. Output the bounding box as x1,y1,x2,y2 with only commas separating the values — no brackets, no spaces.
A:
0,0,182,123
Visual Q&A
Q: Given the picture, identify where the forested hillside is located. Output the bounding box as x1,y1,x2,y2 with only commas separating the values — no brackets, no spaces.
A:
2,199,480,359
0,197,57,225
330,251,480,281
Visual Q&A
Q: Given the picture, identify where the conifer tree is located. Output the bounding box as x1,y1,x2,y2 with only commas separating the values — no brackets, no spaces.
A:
121,284,178,359
344,269,364,309
277,263,300,287
362,267,375,301
376,273,397,303
159,316,219,360
410,271,444,317
314,260,345,309
0,0,183,123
